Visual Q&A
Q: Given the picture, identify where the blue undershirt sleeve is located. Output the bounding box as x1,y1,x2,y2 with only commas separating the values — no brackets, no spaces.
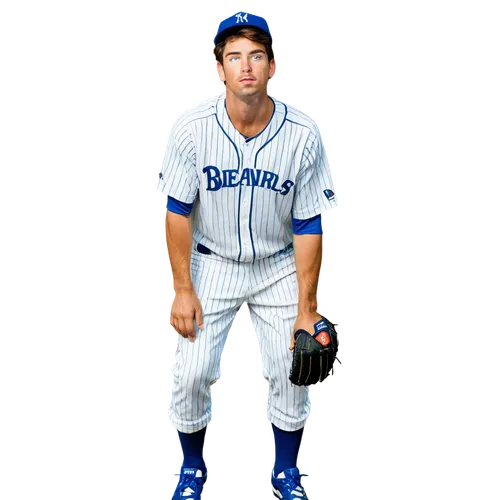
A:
292,214,325,234
163,195,194,215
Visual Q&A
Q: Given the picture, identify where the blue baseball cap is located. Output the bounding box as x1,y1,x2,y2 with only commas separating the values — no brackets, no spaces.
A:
214,12,272,46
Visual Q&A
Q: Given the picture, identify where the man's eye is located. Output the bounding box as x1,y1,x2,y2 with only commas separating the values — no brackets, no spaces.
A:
253,55,262,60
230,57,239,62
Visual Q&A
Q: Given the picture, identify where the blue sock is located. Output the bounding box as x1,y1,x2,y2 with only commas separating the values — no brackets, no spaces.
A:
178,427,207,474
272,423,304,476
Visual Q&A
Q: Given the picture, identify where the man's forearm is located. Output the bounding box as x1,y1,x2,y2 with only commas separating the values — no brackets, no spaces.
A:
165,210,194,292
292,233,322,313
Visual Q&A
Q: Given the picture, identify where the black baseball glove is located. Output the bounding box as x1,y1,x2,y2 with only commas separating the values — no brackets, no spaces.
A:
289,315,340,386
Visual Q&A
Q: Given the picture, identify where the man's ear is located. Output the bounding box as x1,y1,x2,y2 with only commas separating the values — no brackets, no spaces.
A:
269,59,276,79
216,61,226,82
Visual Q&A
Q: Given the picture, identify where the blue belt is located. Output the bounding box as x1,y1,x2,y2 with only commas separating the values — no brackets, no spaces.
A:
271,241,293,257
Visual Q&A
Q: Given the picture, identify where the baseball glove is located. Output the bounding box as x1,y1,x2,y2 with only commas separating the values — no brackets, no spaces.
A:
289,315,340,386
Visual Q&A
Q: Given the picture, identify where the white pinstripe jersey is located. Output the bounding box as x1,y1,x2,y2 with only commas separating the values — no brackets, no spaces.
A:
158,91,338,263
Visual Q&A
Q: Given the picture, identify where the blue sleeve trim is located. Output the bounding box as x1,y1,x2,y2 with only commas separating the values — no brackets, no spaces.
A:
292,214,323,234
167,196,194,215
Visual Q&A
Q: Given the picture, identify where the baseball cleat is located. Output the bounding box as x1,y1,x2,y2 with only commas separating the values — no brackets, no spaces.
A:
271,467,309,499
171,467,207,500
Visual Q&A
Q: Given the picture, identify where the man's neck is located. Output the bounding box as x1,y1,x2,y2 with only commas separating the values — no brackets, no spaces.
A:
225,90,274,138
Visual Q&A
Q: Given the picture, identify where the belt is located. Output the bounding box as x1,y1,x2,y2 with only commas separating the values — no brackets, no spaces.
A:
196,243,214,255
271,241,294,257
196,242,293,258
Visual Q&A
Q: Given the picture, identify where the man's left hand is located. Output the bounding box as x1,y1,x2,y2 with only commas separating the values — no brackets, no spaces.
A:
289,310,324,350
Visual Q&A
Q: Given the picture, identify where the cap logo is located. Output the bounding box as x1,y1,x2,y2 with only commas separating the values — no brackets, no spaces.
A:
235,12,249,23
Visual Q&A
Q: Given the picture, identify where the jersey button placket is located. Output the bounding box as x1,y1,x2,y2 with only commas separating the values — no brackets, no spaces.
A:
240,145,252,254
244,151,252,209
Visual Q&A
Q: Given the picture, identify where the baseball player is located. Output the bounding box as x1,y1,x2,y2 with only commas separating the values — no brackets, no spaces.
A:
158,12,338,500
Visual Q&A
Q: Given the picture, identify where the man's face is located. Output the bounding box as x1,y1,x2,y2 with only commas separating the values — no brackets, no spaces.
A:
217,37,275,98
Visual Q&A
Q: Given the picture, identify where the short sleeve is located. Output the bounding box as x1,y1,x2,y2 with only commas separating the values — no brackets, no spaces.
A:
292,127,338,219
157,121,199,203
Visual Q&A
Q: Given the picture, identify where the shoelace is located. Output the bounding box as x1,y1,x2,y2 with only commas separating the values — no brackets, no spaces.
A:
174,474,202,497
279,472,309,494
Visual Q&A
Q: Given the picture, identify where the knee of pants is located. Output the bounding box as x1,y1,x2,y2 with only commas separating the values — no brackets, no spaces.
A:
173,359,219,398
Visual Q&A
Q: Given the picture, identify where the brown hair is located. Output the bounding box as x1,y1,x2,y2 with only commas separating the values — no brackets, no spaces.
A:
213,27,274,67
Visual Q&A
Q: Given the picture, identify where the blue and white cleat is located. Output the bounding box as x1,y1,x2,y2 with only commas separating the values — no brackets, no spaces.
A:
171,467,207,500
271,467,309,499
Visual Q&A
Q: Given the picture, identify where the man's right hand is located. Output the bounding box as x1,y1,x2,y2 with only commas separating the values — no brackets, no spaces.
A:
170,288,204,342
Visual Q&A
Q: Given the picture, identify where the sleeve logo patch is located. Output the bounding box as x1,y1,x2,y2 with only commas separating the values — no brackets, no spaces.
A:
323,189,335,200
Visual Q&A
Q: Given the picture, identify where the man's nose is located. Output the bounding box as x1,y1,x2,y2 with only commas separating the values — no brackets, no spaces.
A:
241,57,252,72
